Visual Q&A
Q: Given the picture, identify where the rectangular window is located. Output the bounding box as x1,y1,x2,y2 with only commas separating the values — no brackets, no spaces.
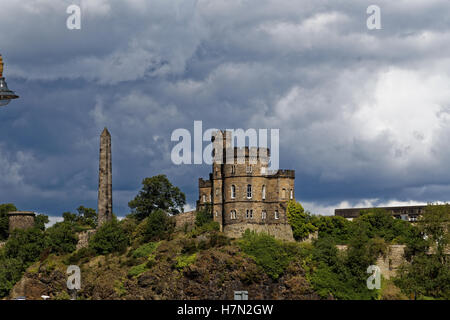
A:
231,165,236,174
247,184,252,198
274,210,279,220
262,211,266,220
246,209,253,219
231,185,236,199
290,189,293,199
246,165,252,173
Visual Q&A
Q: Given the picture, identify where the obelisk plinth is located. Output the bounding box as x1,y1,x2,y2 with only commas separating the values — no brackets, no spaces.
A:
98,127,112,227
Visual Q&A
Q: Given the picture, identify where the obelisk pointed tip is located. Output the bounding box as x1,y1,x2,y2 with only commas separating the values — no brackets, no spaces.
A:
101,127,111,137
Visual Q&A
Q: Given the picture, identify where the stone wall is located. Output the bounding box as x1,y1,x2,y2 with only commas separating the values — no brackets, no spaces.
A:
76,230,97,250
336,244,406,279
223,222,294,241
376,245,406,279
174,211,196,229
8,212,36,233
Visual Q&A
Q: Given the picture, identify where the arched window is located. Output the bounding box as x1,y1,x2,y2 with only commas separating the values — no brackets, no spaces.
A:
290,189,293,199
274,210,279,220
282,188,286,199
231,165,236,174
230,210,237,220
262,210,267,220
262,185,266,200
202,194,206,202
246,209,253,219
231,185,236,199
247,184,252,198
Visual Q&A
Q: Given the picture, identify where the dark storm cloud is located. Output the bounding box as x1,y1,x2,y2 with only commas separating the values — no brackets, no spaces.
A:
1,0,450,218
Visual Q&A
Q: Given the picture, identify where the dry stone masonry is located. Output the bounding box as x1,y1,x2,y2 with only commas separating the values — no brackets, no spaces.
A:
97,128,113,228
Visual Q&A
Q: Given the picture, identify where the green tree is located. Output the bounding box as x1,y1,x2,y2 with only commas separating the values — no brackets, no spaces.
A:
128,175,186,221
0,258,23,297
0,203,17,240
89,218,129,255
35,214,49,231
62,206,97,229
195,204,213,227
394,204,450,299
5,228,45,267
44,222,78,255
143,209,176,242
315,215,352,243
286,201,317,241
76,206,97,228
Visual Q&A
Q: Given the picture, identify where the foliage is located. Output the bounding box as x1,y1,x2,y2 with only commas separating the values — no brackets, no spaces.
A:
315,215,352,243
286,201,318,241
142,209,176,242
175,253,197,270
239,230,296,280
63,206,98,230
189,221,220,238
89,219,129,255
131,242,160,259
128,263,148,278
0,257,24,297
195,204,213,227
0,203,17,240
35,214,49,231
44,222,78,255
128,175,186,221
394,204,450,299
5,227,45,267
355,208,415,243
65,247,96,265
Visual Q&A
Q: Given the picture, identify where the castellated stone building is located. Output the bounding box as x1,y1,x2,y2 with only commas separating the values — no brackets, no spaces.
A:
7,211,36,233
197,130,295,241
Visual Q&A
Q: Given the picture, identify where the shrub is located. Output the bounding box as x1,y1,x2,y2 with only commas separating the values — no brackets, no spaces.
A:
0,258,23,297
131,242,159,259
89,219,129,255
189,221,220,238
45,222,78,255
0,203,17,241
5,228,45,267
286,201,318,241
239,230,294,280
65,247,96,265
176,253,197,270
195,205,212,227
128,263,148,278
143,209,175,242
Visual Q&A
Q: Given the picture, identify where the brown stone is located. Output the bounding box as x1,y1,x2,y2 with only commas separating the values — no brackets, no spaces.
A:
98,128,113,227
196,130,295,241
7,211,35,233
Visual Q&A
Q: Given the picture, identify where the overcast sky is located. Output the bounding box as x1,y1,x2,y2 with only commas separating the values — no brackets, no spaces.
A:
1,0,450,219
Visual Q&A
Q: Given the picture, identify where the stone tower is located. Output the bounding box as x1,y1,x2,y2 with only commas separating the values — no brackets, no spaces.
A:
7,211,36,233
97,128,112,227
196,130,295,241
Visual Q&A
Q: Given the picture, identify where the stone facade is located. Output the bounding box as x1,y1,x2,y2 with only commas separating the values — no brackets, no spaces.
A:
7,211,36,233
76,230,97,250
98,128,113,227
197,130,295,241
174,210,197,229
336,244,406,279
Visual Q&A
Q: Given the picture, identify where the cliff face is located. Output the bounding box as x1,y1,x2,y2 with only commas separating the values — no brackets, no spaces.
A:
9,237,319,300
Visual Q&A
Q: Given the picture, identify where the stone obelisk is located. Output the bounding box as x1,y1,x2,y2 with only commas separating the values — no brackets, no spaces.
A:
98,128,112,227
